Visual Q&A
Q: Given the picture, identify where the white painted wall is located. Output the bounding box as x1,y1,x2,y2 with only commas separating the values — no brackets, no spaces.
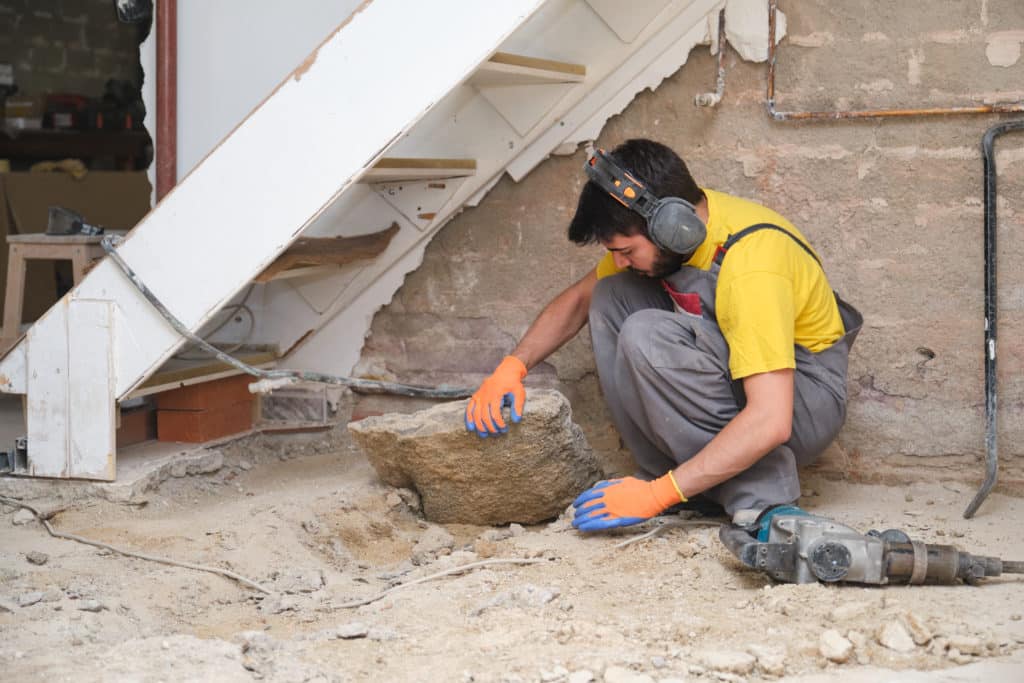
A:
141,0,363,197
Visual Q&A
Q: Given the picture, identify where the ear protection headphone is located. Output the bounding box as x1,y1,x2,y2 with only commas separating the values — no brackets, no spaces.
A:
584,149,706,256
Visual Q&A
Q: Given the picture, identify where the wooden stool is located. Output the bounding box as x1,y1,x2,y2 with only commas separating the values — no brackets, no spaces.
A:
1,233,113,348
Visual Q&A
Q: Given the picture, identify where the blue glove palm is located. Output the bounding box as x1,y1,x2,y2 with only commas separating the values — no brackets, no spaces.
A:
572,475,684,532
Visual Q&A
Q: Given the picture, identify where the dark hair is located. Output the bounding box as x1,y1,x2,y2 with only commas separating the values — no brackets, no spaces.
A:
568,138,702,245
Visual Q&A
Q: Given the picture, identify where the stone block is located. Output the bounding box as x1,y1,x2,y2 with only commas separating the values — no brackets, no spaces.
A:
348,389,602,525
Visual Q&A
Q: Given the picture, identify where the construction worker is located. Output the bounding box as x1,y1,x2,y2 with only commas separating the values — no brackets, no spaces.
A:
465,139,862,531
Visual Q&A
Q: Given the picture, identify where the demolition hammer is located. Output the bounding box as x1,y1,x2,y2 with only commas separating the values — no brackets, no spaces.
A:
719,510,1024,585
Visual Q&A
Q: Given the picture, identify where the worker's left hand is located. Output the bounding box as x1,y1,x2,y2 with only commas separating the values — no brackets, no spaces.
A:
572,474,685,532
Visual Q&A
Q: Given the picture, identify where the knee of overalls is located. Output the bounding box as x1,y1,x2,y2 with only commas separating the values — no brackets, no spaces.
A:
618,310,685,362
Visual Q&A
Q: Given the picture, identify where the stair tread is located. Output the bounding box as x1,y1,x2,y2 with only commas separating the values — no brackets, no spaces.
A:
472,52,586,86
363,157,477,181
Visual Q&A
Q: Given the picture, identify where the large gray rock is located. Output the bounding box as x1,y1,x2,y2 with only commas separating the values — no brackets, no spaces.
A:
348,389,601,524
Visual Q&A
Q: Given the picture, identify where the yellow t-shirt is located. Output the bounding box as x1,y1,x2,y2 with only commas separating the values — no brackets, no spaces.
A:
595,189,844,379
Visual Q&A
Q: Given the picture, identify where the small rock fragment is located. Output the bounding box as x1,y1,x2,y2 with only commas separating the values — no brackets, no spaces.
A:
946,634,984,656
17,592,43,607
747,644,786,676
568,671,594,683
820,629,853,663
0,598,19,612
676,542,699,558
25,551,49,565
829,600,872,621
77,599,106,612
239,460,252,471
336,622,369,639
411,525,455,565
697,650,756,675
514,584,560,607
258,594,299,615
473,539,499,558
902,612,932,645
12,509,35,525
877,621,916,653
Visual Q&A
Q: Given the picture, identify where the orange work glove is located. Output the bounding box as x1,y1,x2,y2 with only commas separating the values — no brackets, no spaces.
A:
464,355,527,437
572,474,687,531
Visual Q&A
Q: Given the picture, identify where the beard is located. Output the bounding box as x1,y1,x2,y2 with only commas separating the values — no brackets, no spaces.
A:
629,247,685,279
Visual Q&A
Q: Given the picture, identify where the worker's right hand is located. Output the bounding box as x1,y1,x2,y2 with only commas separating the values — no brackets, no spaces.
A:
464,356,527,437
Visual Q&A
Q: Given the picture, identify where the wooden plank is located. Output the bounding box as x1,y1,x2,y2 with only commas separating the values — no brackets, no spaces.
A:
363,158,477,182
254,222,399,283
68,299,116,480
131,349,278,396
474,52,587,89
489,51,587,76
25,302,69,477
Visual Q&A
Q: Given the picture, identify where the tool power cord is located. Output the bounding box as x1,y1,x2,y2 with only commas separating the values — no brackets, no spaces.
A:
100,235,472,400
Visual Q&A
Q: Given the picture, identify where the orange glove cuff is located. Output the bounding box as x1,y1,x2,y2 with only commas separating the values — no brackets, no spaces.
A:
498,355,527,380
651,472,688,510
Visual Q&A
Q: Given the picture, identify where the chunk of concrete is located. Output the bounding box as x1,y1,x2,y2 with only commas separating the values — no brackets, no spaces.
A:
348,389,601,524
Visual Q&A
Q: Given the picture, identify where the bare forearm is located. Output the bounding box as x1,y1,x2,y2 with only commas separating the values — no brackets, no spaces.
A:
511,270,596,370
671,406,788,497
672,369,795,499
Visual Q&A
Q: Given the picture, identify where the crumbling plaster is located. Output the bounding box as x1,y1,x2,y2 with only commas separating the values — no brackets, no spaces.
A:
356,0,1024,492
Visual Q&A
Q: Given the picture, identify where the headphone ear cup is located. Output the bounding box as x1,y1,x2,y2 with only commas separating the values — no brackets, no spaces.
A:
648,198,706,255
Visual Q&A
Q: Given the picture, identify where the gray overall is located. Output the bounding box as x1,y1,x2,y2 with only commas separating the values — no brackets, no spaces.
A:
588,227,863,515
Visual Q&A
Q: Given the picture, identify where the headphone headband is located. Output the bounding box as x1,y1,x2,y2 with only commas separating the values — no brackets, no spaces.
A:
585,150,661,220
583,148,707,257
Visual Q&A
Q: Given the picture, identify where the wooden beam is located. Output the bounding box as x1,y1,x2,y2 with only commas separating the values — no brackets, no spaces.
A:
254,222,400,283
488,51,586,76
363,158,477,182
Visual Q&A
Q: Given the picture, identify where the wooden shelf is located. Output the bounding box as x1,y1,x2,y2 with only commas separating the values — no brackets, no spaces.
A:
254,222,399,282
128,348,278,399
471,52,586,87
361,157,477,182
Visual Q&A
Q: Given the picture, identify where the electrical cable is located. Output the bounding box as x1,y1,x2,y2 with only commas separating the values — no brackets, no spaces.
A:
101,235,472,399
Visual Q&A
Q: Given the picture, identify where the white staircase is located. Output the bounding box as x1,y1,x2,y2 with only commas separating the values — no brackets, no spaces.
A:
0,0,776,480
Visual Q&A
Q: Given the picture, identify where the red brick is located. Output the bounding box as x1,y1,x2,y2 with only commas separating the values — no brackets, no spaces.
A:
157,401,254,443
156,375,255,411
116,405,156,447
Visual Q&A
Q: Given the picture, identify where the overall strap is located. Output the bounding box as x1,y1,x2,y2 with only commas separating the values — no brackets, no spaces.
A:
713,222,821,267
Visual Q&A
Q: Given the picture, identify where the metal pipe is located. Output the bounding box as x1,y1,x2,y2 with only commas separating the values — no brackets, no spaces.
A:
156,0,177,201
963,120,1024,519
695,9,727,107
766,0,1024,121
100,235,472,400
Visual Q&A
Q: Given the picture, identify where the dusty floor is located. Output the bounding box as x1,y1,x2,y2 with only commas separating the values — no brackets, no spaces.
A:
1,427,1022,683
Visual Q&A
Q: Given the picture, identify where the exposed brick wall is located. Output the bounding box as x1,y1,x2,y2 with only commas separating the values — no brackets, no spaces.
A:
356,0,1024,492
0,0,145,99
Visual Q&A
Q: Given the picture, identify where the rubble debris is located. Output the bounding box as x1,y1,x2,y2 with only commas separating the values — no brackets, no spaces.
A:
25,551,49,565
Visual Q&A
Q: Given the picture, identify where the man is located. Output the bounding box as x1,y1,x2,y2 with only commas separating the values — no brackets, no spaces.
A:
464,139,861,532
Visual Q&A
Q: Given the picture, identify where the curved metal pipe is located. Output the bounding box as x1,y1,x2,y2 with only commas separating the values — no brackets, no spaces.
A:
695,9,726,107
767,0,1024,121
156,0,177,201
963,120,1024,519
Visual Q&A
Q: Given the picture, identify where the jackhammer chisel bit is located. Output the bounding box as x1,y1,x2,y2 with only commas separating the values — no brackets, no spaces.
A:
719,512,1023,585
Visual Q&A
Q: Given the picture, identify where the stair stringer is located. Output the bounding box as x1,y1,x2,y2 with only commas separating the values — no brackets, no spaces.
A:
283,0,732,377
0,0,547,479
